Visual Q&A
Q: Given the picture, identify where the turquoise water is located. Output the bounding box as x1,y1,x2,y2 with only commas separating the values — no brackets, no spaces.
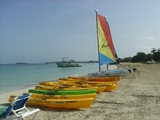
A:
0,63,98,93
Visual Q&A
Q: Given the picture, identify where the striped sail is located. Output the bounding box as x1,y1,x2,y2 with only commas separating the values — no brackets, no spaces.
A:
97,14,116,66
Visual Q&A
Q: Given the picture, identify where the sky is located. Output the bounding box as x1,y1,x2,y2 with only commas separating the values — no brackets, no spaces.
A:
0,0,160,64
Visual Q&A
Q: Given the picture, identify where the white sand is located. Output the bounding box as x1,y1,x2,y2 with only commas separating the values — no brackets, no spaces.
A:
0,87,34,104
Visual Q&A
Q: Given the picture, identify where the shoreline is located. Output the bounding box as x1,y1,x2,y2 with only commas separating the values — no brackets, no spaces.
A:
0,86,35,104
0,79,57,94
0,63,160,120
0,84,36,94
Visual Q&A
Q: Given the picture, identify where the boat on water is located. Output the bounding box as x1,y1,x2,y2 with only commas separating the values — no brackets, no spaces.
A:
15,62,28,64
55,57,82,67
88,10,129,77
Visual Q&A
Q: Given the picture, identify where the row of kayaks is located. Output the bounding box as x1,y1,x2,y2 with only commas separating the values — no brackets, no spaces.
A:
8,76,120,109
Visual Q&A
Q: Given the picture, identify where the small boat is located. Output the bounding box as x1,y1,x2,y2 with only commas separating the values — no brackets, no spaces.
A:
28,89,96,95
39,81,116,88
55,57,82,67
39,81,117,93
35,85,93,91
22,93,97,99
15,62,28,64
9,95,94,109
57,79,116,85
35,85,106,93
58,77,118,84
104,84,118,91
88,10,130,77
68,76,121,82
39,81,75,87
35,85,95,91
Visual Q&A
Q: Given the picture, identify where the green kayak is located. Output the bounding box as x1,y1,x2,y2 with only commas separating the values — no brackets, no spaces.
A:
28,89,96,95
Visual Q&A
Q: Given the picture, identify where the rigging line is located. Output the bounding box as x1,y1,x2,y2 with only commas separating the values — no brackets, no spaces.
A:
89,37,98,72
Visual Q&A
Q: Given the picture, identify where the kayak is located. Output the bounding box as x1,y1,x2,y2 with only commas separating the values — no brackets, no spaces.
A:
57,79,117,84
35,85,106,93
39,80,116,87
35,84,94,91
104,84,118,91
28,89,96,95
22,93,97,99
68,76,121,81
9,95,94,109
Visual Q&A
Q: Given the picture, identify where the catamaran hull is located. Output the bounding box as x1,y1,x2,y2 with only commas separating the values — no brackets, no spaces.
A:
88,69,129,77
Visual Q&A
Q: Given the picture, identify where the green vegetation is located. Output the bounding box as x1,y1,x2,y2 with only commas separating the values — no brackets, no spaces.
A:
120,48,160,63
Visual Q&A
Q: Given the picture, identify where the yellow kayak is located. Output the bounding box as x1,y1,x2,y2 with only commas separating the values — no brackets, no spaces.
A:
68,76,121,81
39,81,116,88
9,95,94,109
22,93,97,99
104,84,118,91
57,79,117,85
35,84,94,90
39,81,74,87
35,85,106,93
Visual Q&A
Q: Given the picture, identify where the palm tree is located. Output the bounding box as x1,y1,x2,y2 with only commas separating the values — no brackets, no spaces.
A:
151,48,156,54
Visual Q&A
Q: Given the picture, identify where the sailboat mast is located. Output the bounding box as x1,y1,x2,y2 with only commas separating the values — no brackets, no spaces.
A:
95,10,101,72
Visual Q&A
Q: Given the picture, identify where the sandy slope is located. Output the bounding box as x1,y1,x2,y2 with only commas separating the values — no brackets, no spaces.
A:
1,63,160,120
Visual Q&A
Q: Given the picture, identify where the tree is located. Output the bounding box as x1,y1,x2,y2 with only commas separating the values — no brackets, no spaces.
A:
146,53,153,61
120,57,132,62
131,52,146,62
151,48,156,54
153,51,160,61
120,49,160,63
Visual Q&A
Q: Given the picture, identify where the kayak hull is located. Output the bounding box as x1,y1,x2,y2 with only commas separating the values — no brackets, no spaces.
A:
9,95,94,109
28,89,96,95
35,85,106,93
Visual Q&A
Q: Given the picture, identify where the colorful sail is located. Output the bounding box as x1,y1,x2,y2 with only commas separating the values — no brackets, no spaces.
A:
97,14,116,66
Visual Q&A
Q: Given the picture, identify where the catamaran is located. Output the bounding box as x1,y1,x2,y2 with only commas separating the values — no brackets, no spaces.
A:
88,10,129,77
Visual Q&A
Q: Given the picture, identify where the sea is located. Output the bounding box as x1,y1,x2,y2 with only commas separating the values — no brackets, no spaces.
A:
0,63,99,93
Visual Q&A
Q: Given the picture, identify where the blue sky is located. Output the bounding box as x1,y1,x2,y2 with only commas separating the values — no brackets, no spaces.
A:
0,0,160,64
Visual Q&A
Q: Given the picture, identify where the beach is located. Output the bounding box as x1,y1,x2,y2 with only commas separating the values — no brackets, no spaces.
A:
0,63,160,120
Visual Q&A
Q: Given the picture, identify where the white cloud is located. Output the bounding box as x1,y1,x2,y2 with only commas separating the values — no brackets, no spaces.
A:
138,44,151,50
138,44,158,50
139,36,156,41
145,36,156,41
122,34,128,37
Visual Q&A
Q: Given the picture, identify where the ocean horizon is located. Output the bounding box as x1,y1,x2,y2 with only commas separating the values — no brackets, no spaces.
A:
0,63,99,93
